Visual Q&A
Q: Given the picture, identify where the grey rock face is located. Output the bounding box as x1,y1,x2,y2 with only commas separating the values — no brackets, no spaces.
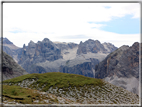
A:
95,43,139,79
54,42,78,50
77,39,117,55
28,65,48,74
2,51,28,80
95,42,139,95
59,58,99,78
2,46,13,57
18,38,63,73
2,38,13,44
0,37,22,63
1,38,118,79
102,42,118,53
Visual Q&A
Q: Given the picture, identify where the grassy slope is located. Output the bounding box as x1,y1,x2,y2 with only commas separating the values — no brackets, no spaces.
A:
3,85,40,104
3,72,104,91
2,72,139,104
2,72,104,104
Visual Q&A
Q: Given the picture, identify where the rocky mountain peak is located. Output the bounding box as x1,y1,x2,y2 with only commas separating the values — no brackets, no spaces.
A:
119,45,129,51
95,42,139,95
23,44,26,48
29,40,35,44
85,39,100,44
0,38,21,63
80,41,83,44
2,37,13,44
86,39,95,42
22,44,26,53
18,38,63,73
131,42,139,49
28,40,36,48
77,39,108,55
42,38,50,42
103,42,115,47
102,42,118,53
54,42,78,50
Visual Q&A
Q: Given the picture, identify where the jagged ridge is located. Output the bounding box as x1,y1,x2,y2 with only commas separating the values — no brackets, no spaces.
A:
95,42,139,95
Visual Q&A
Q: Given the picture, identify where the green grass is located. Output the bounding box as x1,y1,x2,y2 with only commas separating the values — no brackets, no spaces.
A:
3,85,41,104
3,72,104,91
3,73,38,83
2,72,140,104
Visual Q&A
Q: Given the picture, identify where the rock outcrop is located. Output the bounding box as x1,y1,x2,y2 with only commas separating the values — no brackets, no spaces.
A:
0,37,22,63
102,42,118,53
18,38,117,77
77,39,117,55
2,51,28,80
18,38,63,73
54,42,78,51
59,39,117,78
95,42,139,95
59,58,99,78
1,38,118,79
2,37,13,44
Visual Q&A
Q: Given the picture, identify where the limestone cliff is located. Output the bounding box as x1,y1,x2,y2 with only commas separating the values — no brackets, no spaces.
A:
95,42,140,95
2,51,28,80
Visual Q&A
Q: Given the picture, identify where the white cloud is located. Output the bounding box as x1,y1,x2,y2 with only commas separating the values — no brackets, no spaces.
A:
3,3,140,48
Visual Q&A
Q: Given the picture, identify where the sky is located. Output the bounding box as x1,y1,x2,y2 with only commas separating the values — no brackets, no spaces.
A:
3,3,140,48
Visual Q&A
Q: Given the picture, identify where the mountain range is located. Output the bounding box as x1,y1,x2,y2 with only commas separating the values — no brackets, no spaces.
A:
1,38,117,76
1,37,140,97
18,38,117,76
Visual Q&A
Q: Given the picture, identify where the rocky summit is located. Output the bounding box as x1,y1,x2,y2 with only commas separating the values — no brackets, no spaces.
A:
1,38,118,78
18,38,63,73
1,37,13,44
20,38,62,62
17,38,117,77
95,42,140,95
102,42,118,53
59,39,117,78
54,42,78,51
77,39,117,54
2,51,28,80
0,37,22,63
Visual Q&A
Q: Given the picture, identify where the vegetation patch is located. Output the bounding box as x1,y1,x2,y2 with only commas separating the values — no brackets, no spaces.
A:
3,72,104,91
2,72,139,104
3,85,42,104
